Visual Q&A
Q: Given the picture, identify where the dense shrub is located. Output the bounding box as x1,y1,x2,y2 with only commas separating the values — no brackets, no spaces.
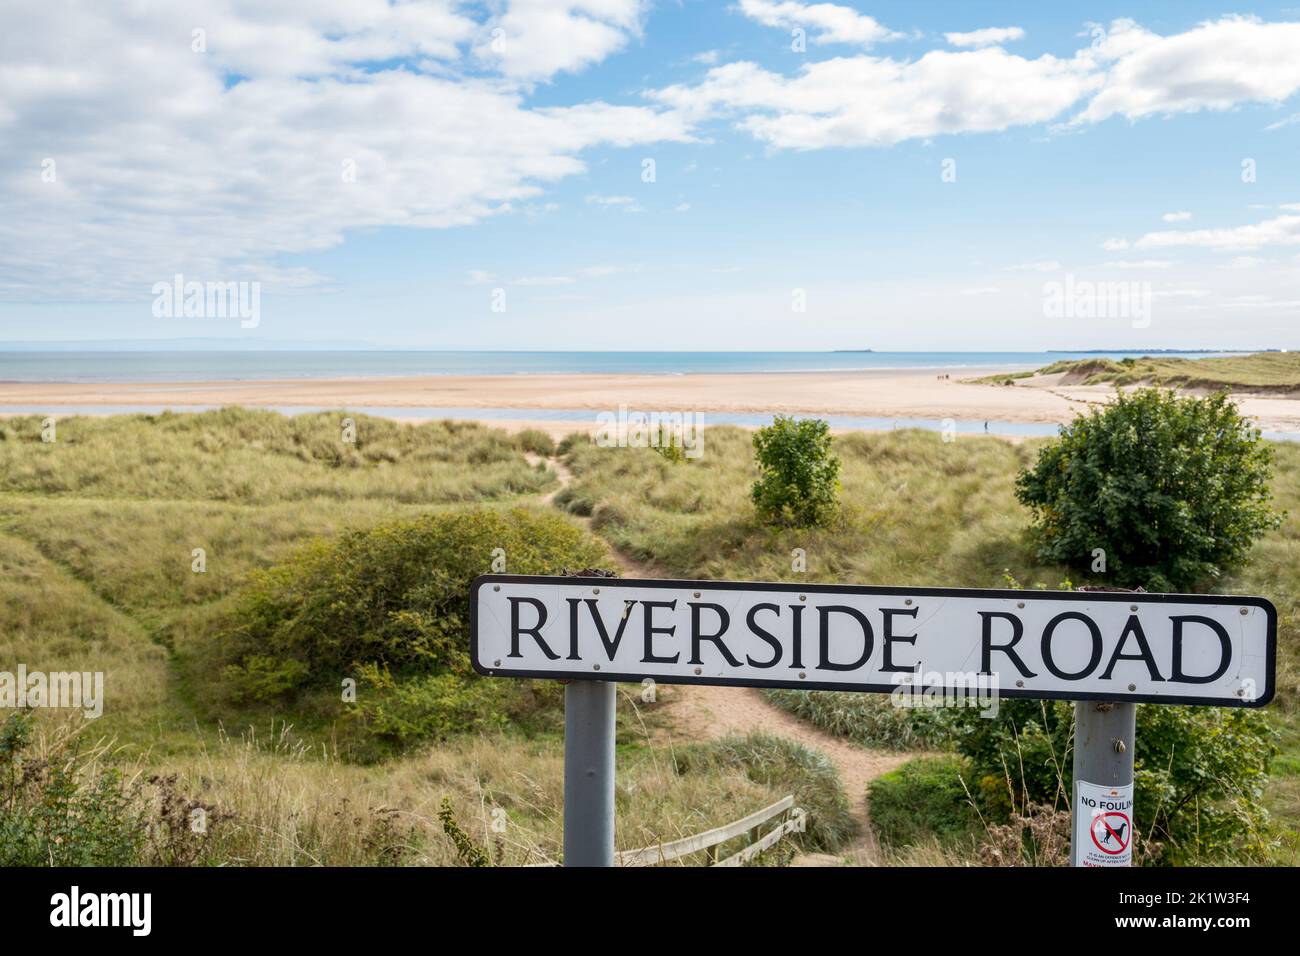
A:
217,507,604,686
345,664,511,748
200,507,607,751
869,755,980,849
751,416,841,527
0,713,143,866
949,700,1276,864
1015,389,1280,591
672,732,856,853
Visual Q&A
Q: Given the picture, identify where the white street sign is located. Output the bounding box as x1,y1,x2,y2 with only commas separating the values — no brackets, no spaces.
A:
471,576,1275,706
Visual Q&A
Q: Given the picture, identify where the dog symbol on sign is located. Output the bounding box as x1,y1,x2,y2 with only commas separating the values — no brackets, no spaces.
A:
1090,811,1130,855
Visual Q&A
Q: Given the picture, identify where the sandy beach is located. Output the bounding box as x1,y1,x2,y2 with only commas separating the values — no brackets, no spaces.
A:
3,368,1300,437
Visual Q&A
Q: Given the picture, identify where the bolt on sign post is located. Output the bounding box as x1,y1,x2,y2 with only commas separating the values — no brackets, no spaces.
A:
470,575,1276,867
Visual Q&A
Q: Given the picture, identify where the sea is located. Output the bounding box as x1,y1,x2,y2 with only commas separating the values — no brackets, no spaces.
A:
0,349,1225,383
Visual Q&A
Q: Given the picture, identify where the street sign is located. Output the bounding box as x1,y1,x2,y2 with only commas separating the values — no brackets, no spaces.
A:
471,575,1275,707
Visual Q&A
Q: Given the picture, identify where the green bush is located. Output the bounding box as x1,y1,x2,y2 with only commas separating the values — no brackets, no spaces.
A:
344,664,510,752
1015,389,1280,591
869,755,980,849
672,732,856,853
751,416,841,527
0,712,144,866
949,699,1277,864
194,507,607,752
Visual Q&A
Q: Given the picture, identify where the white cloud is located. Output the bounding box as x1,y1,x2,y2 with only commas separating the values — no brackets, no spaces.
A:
585,194,644,212
674,202,692,212
1224,256,1273,269
1102,259,1175,269
514,275,574,286
1161,211,1192,222
737,1,903,47
650,49,1099,148
473,0,647,82
1007,260,1060,272
945,27,1025,49
1265,111,1300,130
0,1,688,301
466,270,497,284
960,286,1000,296
1223,295,1300,310
1135,214,1300,251
1074,17,1300,124
1101,238,1130,251
653,15,1300,150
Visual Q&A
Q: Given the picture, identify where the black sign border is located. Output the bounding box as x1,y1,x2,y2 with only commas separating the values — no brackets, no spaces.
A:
469,574,1276,707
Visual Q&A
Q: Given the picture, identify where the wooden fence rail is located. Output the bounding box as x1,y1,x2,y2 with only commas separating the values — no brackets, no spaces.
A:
616,795,805,867
522,794,806,867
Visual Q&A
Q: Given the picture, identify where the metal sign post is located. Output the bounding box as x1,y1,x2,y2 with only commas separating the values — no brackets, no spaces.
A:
1071,701,1137,866
563,680,616,867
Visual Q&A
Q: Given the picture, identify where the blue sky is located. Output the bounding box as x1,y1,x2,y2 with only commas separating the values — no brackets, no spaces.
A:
2,0,1299,350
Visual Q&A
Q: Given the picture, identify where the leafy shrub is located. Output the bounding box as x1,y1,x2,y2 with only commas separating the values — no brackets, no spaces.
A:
949,699,1276,864
0,713,144,866
345,664,509,751
1015,389,1280,591
869,755,980,849
763,689,958,750
751,416,841,527
213,507,605,694
194,507,607,754
672,732,856,852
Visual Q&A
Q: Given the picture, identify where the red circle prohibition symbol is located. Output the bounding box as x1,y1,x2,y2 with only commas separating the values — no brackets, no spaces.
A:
1090,811,1130,855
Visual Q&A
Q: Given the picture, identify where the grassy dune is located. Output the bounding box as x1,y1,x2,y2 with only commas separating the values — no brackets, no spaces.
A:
3,409,1296,864
987,351,1300,391
0,409,841,865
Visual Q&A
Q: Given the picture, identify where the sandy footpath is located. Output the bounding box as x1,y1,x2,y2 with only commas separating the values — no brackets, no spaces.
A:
2,369,1299,435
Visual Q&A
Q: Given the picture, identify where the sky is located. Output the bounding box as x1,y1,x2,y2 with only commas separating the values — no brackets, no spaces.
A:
1,0,1299,351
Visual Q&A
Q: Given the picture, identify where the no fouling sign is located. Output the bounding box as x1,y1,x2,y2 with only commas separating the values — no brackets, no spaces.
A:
471,576,1275,706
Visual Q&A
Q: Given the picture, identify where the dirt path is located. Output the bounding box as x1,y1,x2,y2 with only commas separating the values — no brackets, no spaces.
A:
661,683,910,865
530,453,643,576
533,454,910,865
